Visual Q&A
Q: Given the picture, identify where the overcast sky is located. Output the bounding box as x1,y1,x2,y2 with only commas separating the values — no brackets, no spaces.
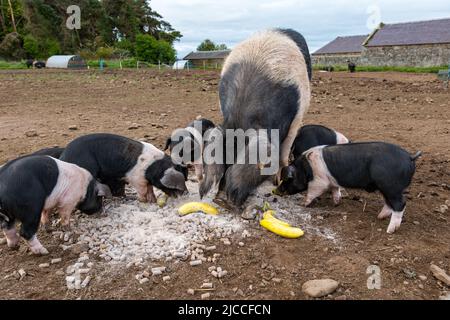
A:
151,0,450,59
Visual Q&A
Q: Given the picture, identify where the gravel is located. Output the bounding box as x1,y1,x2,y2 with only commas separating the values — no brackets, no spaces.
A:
71,181,245,267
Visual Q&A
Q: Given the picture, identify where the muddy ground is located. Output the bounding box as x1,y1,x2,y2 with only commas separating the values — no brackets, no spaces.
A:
0,69,449,300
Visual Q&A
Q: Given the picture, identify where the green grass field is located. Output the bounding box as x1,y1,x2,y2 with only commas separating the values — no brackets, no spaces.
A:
313,64,445,73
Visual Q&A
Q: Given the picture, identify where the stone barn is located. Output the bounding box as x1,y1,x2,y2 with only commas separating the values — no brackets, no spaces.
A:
312,35,368,66
183,50,231,69
360,18,450,67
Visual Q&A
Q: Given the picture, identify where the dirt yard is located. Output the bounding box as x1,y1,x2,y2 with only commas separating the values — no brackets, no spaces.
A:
0,69,449,300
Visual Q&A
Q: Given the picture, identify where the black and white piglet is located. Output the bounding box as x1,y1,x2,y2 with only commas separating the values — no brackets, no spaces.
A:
0,156,110,255
277,142,422,233
165,118,215,181
291,125,350,159
60,133,188,202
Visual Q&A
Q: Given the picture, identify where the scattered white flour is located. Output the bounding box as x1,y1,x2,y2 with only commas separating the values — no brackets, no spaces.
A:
66,179,339,267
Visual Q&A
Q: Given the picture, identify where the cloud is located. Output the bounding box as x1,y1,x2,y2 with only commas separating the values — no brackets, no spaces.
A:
151,0,450,58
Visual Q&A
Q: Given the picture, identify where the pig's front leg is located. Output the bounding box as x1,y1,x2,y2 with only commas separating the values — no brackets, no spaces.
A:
332,187,342,205
58,205,74,231
27,235,49,255
40,210,52,233
378,204,392,220
146,184,157,203
194,164,204,182
3,227,20,249
305,180,329,207
387,209,405,234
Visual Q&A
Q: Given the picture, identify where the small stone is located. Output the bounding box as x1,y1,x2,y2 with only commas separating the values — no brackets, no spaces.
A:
201,283,214,289
25,130,38,137
439,205,448,214
413,221,420,226
187,289,195,295
39,263,50,268
419,275,427,281
302,279,340,298
66,276,76,283
208,266,217,272
55,270,65,276
190,260,202,267
139,278,150,285
81,276,91,288
163,276,171,282
238,242,245,247
272,278,282,283
206,246,217,251
51,258,62,264
430,264,450,286
18,269,27,279
418,284,424,289
128,123,140,130
201,293,211,300
68,125,78,131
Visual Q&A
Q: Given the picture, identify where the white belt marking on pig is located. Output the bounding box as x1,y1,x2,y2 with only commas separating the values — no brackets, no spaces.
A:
125,142,165,198
45,158,92,210
44,158,92,222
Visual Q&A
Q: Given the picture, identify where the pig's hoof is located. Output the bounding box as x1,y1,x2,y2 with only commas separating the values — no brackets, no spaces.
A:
387,219,402,234
8,243,20,251
42,224,53,233
31,246,49,256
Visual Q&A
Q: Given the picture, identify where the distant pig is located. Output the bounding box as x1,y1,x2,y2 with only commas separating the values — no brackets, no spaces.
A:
60,133,188,202
291,125,350,159
277,142,422,233
165,118,215,181
0,156,111,255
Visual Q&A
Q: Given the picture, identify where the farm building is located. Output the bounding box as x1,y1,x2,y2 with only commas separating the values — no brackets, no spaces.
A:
312,35,368,66
46,55,87,69
183,50,231,69
361,18,450,67
313,17,450,68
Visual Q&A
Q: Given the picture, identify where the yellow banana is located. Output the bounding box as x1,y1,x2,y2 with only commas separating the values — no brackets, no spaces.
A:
260,219,304,239
263,210,291,227
178,202,219,216
157,194,169,208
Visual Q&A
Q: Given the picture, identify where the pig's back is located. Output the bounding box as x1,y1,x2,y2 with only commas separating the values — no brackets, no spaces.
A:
60,133,144,178
219,29,311,140
0,156,59,203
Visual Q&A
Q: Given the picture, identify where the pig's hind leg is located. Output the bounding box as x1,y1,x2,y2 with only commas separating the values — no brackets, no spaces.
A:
3,218,20,250
19,209,49,255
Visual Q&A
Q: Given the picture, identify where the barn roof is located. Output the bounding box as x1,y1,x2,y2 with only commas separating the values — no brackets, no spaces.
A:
313,35,368,55
183,50,231,60
366,18,450,47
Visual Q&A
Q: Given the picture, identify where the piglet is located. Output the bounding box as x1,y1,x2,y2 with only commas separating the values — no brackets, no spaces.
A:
0,156,110,255
277,142,422,233
165,118,215,181
60,133,188,202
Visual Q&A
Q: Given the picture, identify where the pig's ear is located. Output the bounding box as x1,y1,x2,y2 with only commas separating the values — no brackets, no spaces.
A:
161,168,187,191
164,138,172,151
286,166,296,180
96,183,113,199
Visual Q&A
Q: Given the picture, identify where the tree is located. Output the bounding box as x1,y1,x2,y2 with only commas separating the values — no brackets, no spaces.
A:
197,39,228,51
197,39,216,51
135,33,175,64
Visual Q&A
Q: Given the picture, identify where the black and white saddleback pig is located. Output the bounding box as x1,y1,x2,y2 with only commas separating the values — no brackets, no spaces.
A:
165,118,215,182
277,142,422,233
0,155,110,255
60,133,188,202
200,29,312,208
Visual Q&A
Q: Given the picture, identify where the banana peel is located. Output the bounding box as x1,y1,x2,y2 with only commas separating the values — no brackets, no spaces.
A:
260,210,304,239
179,202,219,216
157,194,169,208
